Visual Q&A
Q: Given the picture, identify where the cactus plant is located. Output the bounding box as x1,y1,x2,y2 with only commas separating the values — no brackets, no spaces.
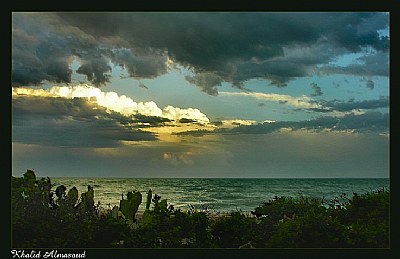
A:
65,187,79,208
145,189,152,211
119,191,142,221
55,185,67,200
77,185,95,214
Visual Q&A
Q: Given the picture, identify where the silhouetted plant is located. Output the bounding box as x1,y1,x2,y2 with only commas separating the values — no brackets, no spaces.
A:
252,195,324,221
267,209,348,248
211,211,259,248
335,189,390,247
145,189,152,211
12,170,389,248
12,170,127,248
119,191,142,221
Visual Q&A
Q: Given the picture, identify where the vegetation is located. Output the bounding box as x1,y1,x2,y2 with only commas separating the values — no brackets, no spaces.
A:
11,170,390,248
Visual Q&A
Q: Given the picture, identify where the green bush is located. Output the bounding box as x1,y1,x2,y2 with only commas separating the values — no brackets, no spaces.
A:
267,211,348,248
125,195,213,248
252,195,325,221
211,211,259,248
336,190,390,248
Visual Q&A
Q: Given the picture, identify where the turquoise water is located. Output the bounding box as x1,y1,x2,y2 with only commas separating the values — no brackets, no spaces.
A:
51,178,389,213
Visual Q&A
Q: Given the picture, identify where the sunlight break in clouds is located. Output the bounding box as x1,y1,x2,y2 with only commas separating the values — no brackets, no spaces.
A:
163,151,194,166
13,85,210,124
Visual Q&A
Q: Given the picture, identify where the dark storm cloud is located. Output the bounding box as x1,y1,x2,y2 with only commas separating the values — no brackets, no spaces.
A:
75,56,112,85
12,114,156,148
12,12,389,93
229,59,311,88
12,13,119,86
12,95,158,147
12,22,73,85
13,95,101,118
110,48,168,79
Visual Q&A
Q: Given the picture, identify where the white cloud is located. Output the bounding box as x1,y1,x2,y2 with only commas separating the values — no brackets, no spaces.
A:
219,91,322,109
162,106,209,124
13,84,210,123
163,151,194,166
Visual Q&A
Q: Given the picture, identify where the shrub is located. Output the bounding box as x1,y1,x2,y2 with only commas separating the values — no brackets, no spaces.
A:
210,211,259,248
267,210,348,248
337,190,390,248
12,170,127,248
125,195,213,248
12,170,389,248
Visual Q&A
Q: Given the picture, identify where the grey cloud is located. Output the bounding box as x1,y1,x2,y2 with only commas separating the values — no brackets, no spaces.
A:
13,95,175,128
179,111,388,137
12,23,73,85
75,56,112,85
185,72,223,95
110,48,168,79
131,114,171,126
310,83,323,96
12,13,111,86
222,41,341,88
313,96,389,112
359,76,375,90
334,111,388,132
231,112,389,134
13,12,389,93
229,59,309,87
325,13,389,52
12,95,158,147
319,51,389,78
366,79,375,90
357,53,389,77
179,118,197,124
138,82,149,90
12,114,156,148
12,96,101,118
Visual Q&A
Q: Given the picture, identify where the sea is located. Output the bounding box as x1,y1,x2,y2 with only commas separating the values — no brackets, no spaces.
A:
51,178,389,214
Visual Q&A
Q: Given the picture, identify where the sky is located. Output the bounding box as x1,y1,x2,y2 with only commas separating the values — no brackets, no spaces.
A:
11,12,390,178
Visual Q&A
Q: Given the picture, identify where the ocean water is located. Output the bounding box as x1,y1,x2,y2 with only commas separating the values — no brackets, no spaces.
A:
51,178,389,213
